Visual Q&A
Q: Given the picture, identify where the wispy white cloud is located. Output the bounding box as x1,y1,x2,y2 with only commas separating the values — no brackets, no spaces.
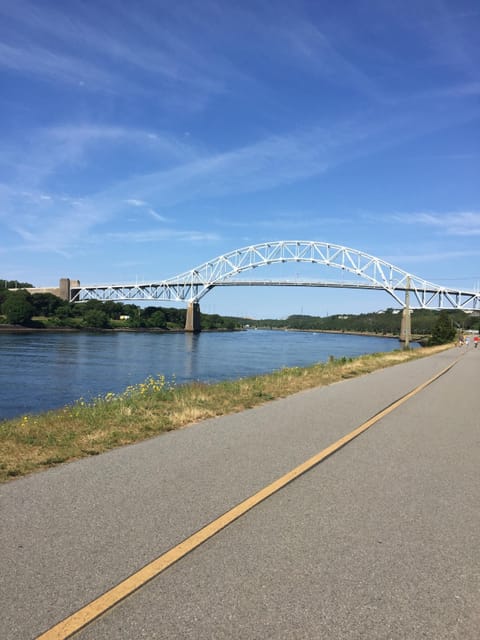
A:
274,18,384,101
391,211,480,236
0,0,234,104
91,93,480,215
124,199,169,222
92,117,385,211
3,198,113,255
124,199,170,223
443,81,480,97
0,41,116,89
0,124,198,227
212,213,347,230
424,2,479,79
435,152,480,160
106,229,219,243
386,249,480,264
126,199,148,207
1,97,475,257
66,124,190,166
148,209,168,222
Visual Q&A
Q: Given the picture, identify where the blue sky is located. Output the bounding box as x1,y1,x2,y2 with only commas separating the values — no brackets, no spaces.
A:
0,0,479,318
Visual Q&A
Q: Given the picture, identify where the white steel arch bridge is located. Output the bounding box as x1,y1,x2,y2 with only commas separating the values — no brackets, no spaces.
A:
70,240,480,313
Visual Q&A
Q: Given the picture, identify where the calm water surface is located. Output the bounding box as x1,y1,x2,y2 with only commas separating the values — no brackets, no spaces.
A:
0,330,412,420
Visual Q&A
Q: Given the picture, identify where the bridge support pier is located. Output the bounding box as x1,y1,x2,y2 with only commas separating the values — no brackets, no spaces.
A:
185,302,201,333
399,276,411,348
400,309,411,347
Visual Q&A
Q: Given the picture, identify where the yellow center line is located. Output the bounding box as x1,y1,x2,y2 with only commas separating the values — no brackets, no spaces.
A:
36,356,460,640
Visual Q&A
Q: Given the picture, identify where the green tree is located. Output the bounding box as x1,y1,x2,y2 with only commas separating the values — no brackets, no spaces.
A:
102,300,126,319
0,278,33,290
30,292,63,316
56,302,75,318
83,309,110,329
127,308,145,328
148,310,167,328
428,311,456,345
223,318,236,330
1,290,35,325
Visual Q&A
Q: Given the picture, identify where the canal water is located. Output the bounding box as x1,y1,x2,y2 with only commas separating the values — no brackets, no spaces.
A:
0,330,413,420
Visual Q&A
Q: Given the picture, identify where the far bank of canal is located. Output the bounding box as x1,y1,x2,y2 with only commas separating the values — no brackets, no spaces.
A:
0,329,417,420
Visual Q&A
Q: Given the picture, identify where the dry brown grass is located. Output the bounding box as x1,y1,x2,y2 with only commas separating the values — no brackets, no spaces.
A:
0,344,453,482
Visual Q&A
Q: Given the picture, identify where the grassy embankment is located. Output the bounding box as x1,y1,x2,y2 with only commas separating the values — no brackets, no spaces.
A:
0,344,452,483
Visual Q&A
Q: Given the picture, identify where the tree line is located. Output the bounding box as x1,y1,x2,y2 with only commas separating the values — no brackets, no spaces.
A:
252,307,478,336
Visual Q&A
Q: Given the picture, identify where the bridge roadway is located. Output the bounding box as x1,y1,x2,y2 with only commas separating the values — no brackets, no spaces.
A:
1,347,479,639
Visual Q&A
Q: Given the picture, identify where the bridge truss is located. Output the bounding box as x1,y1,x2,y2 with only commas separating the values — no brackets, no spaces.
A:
70,241,480,311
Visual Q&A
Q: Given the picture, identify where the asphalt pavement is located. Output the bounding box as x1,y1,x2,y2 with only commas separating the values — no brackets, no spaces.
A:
1,346,478,639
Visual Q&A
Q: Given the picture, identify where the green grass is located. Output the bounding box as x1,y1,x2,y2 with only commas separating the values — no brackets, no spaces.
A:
0,344,453,482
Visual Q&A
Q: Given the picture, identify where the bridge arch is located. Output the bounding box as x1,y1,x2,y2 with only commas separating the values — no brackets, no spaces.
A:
178,240,409,305
70,240,480,315
172,240,470,310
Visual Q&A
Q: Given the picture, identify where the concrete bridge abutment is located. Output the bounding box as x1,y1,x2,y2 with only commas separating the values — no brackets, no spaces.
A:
24,278,80,301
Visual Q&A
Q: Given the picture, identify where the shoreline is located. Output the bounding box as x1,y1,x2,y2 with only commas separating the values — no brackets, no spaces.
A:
0,325,241,334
